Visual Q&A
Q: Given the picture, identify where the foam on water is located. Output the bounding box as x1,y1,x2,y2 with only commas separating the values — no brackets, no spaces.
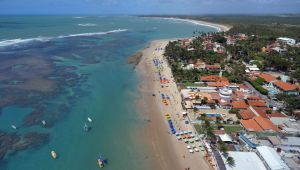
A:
0,29,128,47
77,23,97,27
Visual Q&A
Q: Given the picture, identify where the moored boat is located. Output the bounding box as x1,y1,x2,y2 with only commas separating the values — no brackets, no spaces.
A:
11,125,17,129
87,117,92,122
97,155,105,168
83,123,90,131
51,151,57,159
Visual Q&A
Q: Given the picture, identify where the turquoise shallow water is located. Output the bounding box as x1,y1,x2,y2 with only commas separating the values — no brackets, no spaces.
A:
0,16,215,170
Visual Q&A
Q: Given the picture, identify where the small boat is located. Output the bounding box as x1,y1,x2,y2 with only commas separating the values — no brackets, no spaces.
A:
97,155,105,168
42,120,46,126
51,151,57,159
87,117,92,123
83,123,90,132
11,125,17,129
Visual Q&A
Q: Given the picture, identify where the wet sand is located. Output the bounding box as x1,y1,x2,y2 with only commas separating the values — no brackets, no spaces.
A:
136,40,210,170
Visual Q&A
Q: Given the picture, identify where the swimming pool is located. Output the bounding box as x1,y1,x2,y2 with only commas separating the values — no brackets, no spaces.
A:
205,113,222,117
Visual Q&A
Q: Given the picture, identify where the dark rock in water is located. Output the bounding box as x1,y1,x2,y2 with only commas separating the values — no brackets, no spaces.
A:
13,132,49,153
0,131,49,160
127,51,143,66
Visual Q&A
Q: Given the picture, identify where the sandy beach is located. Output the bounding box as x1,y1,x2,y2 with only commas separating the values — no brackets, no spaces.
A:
136,40,211,170
144,17,232,32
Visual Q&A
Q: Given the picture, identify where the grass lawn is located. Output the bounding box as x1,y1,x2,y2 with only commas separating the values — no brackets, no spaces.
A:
223,125,243,133
194,124,205,134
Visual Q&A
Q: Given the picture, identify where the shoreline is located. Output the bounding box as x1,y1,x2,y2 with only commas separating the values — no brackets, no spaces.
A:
136,40,210,170
141,16,232,32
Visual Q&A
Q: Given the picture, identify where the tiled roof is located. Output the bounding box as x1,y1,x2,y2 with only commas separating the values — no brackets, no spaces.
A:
241,119,263,132
246,95,262,101
240,109,256,120
248,100,267,107
232,100,248,109
205,64,221,70
252,107,269,118
253,116,279,131
274,81,297,91
208,81,230,87
258,73,277,83
266,112,287,118
200,75,228,82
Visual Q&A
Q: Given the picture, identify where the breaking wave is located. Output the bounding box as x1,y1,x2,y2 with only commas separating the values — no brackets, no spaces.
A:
0,29,128,47
77,23,97,27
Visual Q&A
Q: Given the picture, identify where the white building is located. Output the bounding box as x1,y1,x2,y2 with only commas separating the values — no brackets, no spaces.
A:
277,37,296,46
222,151,266,170
256,146,290,170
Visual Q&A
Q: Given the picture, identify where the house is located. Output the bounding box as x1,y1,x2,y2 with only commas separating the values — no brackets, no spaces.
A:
240,109,256,120
253,116,279,132
258,73,277,83
232,100,248,109
245,64,260,74
241,119,263,132
273,81,299,95
248,100,267,107
270,47,287,54
205,64,221,71
277,37,296,46
267,136,300,148
241,116,279,132
200,75,228,82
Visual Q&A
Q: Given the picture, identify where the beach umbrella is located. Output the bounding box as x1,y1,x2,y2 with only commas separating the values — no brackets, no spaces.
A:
184,130,188,134
184,139,188,143
189,149,194,153
176,136,182,140
195,137,200,141
194,148,199,152
187,145,192,149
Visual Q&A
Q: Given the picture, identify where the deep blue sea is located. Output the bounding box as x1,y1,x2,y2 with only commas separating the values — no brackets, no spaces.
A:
0,16,215,170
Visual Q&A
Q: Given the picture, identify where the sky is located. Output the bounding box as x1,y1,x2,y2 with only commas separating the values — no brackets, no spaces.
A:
0,0,300,15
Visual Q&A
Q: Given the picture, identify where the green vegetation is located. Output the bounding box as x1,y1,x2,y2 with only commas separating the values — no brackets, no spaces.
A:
179,15,300,39
223,125,243,133
247,78,269,95
226,156,235,167
275,94,300,115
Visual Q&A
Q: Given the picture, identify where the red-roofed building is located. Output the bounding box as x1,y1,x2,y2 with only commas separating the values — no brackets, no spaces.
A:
241,119,263,132
258,73,277,83
273,81,299,95
248,100,267,107
200,75,228,82
246,95,262,101
266,112,287,119
253,116,279,132
208,81,230,87
252,107,270,118
232,100,248,109
205,64,221,71
240,109,256,120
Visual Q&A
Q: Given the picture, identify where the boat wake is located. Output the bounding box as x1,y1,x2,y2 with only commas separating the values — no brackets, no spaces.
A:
0,29,128,48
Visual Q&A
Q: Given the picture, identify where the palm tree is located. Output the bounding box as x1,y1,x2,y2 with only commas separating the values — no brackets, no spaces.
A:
226,156,235,167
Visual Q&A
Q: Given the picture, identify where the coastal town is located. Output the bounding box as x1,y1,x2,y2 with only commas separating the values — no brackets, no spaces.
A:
140,27,300,170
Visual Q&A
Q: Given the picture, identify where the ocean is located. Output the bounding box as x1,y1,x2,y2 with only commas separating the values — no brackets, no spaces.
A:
0,16,216,170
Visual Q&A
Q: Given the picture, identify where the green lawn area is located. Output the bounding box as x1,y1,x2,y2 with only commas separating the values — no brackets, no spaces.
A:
194,124,205,134
223,125,243,133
